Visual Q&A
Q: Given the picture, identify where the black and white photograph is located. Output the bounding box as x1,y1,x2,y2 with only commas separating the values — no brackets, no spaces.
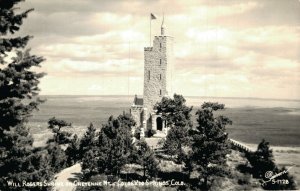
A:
0,0,299,190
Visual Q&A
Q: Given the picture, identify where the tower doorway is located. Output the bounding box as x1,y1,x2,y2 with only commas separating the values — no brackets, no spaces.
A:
156,117,163,131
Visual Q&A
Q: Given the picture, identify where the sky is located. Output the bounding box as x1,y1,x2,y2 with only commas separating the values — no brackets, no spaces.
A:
18,0,300,99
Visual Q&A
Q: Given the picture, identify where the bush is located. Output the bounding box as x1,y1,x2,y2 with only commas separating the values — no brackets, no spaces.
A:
145,129,156,137
134,127,141,140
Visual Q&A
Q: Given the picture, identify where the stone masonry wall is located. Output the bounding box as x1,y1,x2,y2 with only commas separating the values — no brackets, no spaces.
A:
143,36,173,116
130,106,143,127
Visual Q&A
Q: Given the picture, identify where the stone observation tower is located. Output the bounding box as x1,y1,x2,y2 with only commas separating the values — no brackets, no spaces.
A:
130,16,174,137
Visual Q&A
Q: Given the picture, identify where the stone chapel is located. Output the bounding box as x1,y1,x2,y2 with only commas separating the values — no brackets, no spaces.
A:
130,18,173,137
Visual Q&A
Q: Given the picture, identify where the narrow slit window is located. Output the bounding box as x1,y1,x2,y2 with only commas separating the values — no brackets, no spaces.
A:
159,74,161,80
160,89,162,95
160,59,162,65
148,70,150,80
160,43,162,48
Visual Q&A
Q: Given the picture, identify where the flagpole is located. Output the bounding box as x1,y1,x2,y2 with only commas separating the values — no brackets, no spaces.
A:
150,14,151,47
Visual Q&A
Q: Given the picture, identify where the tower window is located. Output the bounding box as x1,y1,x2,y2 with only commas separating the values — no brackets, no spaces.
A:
160,59,162,65
160,89,162,95
160,43,162,48
159,74,161,80
148,70,150,80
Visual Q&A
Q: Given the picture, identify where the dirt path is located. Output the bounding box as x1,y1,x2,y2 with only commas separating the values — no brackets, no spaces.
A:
53,163,82,191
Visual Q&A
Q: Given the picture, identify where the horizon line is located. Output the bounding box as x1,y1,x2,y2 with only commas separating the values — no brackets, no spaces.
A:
38,94,300,102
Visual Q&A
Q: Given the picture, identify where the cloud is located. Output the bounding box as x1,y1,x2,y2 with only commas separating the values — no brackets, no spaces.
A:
17,0,300,99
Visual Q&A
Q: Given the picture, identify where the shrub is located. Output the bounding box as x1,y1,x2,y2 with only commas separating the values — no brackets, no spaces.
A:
145,129,156,137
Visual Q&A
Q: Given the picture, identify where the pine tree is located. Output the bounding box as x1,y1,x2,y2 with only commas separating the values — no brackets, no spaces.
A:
47,117,72,144
0,1,50,190
154,94,193,128
46,142,67,172
136,140,158,179
79,123,97,158
66,134,80,166
189,102,231,190
0,0,45,133
249,139,297,190
248,139,276,178
154,94,193,154
81,114,136,179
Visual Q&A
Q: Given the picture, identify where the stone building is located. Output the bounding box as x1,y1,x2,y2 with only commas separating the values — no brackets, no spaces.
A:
130,18,173,137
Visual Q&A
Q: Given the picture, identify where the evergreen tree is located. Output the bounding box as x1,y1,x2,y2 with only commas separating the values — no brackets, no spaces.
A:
0,126,53,190
82,114,136,179
248,139,276,178
154,94,193,154
46,142,67,172
0,1,45,132
47,117,72,144
248,139,297,190
79,123,97,158
66,134,80,166
189,102,231,190
154,94,193,128
81,147,101,178
136,140,158,179
0,1,51,190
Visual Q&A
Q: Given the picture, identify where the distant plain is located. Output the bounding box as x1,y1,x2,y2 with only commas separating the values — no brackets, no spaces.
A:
28,95,300,183
29,95,300,147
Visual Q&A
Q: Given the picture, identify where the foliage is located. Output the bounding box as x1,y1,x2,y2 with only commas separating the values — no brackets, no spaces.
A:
154,94,193,128
164,126,187,155
247,139,297,190
82,146,101,178
154,94,193,154
247,139,276,178
145,129,156,137
0,0,52,190
136,140,158,179
47,117,72,144
188,102,231,190
134,127,141,140
66,134,80,166
46,142,67,172
262,166,297,190
0,3,45,132
82,114,137,178
79,123,97,158
0,126,53,190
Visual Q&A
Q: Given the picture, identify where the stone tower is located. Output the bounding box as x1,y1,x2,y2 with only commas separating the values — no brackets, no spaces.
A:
130,17,173,137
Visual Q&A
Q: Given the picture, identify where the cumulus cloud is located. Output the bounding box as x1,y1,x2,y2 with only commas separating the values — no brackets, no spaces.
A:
18,0,300,99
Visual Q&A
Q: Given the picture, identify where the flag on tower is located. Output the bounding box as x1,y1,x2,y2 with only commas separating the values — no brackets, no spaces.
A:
150,13,156,20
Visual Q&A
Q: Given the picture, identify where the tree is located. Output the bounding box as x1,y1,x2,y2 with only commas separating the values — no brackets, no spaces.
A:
154,94,193,154
154,94,193,128
0,0,45,132
248,139,276,178
0,126,53,191
79,123,97,158
82,114,137,178
189,102,231,190
248,139,297,190
66,134,80,166
136,140,158,179
46,142,67,172
0,1,51,190
47,117,72,144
